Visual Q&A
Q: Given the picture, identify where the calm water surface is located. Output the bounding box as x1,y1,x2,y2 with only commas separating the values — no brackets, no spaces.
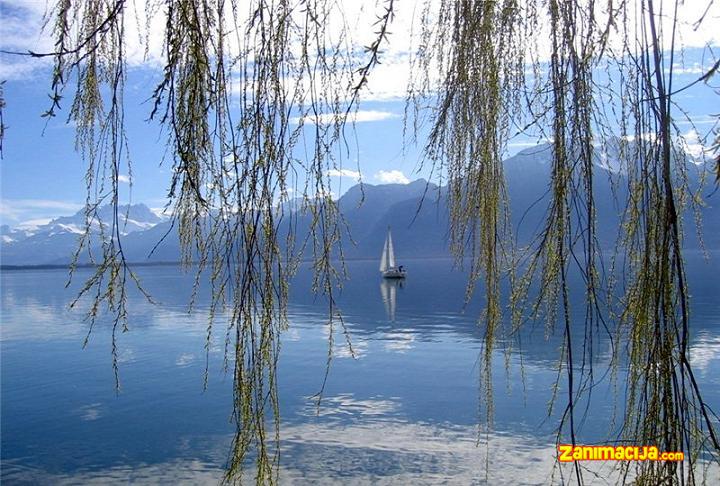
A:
2,256,719,484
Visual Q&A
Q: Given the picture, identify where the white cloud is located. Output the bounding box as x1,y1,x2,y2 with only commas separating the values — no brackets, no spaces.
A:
677,116,720,126
375,169,409,184
623,129,712,161
0,199,82,211
149,207,169,219
117,174,131,184
15,218,52,231
621,132,658,143
0,199,83,223
679,129,710,161
353,110,401,122
4,0,719,106
314,189,337,200
665,64,705,75
291,110,400,125
0,0,168,80
0,2,54,80
327,168,362,181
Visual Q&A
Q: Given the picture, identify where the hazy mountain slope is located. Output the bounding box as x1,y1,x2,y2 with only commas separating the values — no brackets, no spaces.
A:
1,204,166,266
2,148,717,266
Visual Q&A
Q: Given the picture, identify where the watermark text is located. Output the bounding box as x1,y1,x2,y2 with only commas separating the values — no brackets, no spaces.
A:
558,445,684,462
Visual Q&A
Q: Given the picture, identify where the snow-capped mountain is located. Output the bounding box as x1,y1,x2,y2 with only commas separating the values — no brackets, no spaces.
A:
1,204,168,265
0,225,31,244
1,146,717,267
42,203,164,236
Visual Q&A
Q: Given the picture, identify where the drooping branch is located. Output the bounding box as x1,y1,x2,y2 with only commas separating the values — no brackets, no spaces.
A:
18,0,720,484
408,1,719,484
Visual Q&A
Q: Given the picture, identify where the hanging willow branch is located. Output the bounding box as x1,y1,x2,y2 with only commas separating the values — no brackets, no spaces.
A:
7,0,718,484
408,0,523,439
0,80,6,158
32,0,396,483
613,1,720,483
408,0,719,484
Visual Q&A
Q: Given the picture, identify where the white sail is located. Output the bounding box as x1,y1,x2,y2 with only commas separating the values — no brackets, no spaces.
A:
380,227,405,279
387,230,396,269
379,234,389,271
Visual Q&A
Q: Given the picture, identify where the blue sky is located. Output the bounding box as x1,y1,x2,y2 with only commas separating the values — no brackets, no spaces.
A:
0,69,427,225
0,1,432,225
1,0,719,227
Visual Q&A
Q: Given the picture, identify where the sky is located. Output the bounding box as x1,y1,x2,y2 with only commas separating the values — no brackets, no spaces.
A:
1,0,719,227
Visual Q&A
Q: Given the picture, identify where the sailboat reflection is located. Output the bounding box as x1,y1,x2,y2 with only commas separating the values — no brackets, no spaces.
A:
380,278,404,321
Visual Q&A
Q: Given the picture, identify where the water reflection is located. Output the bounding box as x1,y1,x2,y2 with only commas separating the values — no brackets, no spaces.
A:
383,330,415,353
690,332,720,380
380,278,403,322
299,393,401,418
2,256,720,484
5,415,717,485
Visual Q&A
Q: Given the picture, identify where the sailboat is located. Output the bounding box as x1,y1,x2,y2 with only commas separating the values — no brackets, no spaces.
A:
379,227,406,279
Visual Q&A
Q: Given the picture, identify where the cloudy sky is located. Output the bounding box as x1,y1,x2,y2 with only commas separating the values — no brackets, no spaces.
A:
1,0,718,226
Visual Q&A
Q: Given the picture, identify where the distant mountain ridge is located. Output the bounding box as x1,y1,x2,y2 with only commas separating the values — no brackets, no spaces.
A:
2,145,717,266
1,204,168,266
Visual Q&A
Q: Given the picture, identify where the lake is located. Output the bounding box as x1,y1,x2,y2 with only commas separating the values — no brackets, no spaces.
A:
2,255,719,484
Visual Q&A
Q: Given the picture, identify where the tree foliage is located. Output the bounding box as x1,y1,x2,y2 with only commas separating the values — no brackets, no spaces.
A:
2,0,719,484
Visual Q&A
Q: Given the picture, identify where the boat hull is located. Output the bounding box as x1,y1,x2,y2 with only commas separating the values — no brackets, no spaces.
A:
382,270,406,279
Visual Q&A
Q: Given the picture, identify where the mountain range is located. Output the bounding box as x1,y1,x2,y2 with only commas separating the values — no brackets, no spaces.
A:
2,144,718,267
